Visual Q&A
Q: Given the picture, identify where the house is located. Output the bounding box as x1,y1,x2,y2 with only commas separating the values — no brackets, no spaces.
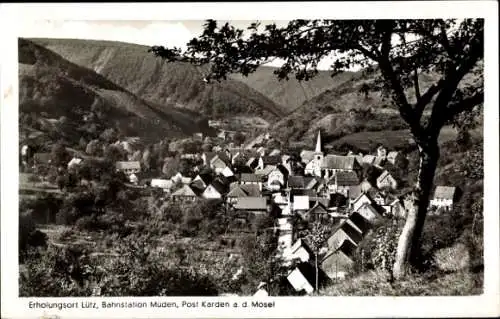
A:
320,155,362,179
210,154,230,174
292,195,311,212
355,203,382,224
233,197,268,214
351,192,374,211
377,145,387,158
151,179,174,192
190,179,207,196
376,170,398,190
366,188,386,207
387,151,404,165
320,240,357,281
327,219,363,252
430,186,457,211
227,184,261,203
255,165,276,178
327,171,360,196
286,239,313,263
256,146,268,157
299,202,329,222
171,184,198,202
116,161,141,175
362,154,376,165
220,166,235,178
202,180,228,200
240,173,263,190
373,156,386,168
67,157,83,169
202,152,216,166
246,157,259,169
193,132,204,141
287,176,319,190
193,173,213,188
267,165,289,191
287,262,328,294
253,282,269,297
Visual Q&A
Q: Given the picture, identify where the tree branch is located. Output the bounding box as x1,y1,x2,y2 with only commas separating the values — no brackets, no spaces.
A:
448,91,484,118
413,68,421,102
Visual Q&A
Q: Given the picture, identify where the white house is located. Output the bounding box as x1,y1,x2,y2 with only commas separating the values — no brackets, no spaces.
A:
287,264,315,294
67,157,83,169
116,161,141,175
376,170,398,190
151,179,174,192
267,165,289,191
430,186,457,211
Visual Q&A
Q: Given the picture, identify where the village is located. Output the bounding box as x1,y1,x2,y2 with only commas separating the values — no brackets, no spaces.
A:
19,126,460,296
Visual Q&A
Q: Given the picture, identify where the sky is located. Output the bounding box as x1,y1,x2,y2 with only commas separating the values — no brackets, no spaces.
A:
18,20,336,70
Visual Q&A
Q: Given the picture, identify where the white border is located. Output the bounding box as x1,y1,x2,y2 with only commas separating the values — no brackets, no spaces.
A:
1,2,499,318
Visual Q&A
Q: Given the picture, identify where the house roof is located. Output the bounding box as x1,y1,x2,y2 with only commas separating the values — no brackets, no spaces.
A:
234,197,268,210
273,164,290,177
255,165,276,176
334,171,360,186
434,186,456,200
288,176,308,188
172,185,198,197
387,151,400,160
268,149,281,157
291,188,317,197
116,161,141,170
376,170,396,185
210,179,229,194
348,211,372,234
203,152,216,162
262,155,282,165
239,184,261,196
240,173,262,183
363,155,376,164
190,180,207,195
227,186,249,198
321,155,358,170
348,185,363,199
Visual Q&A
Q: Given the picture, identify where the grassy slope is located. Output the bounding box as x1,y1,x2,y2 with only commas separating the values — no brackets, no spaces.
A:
29,38,286,122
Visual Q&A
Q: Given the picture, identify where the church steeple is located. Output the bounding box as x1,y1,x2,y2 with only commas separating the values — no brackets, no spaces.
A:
315,130,322,153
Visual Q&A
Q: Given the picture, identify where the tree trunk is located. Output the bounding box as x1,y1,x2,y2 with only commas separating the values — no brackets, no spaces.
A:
315,252,319,292
393,141,439,279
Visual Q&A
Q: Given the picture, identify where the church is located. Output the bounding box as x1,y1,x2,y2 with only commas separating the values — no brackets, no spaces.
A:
304,131,324,177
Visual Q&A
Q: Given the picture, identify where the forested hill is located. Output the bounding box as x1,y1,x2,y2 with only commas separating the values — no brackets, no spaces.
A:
29,38,286,122
19,38,205,147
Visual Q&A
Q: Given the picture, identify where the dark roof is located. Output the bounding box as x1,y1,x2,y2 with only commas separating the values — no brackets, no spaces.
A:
348,211,372,234
274,164,290,177
291,189,317,197
240,184,261,196
196,173,213,185
334,171,360,186
262,155,282,165
240,173,262,183
348,185,363,199
190,180,206,196
210,179,229,194
321,155,358,170
234,197,267,210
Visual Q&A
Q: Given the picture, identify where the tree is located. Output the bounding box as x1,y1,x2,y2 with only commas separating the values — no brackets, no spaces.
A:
50,141,69,167
304,221,329,291
151,19,484,279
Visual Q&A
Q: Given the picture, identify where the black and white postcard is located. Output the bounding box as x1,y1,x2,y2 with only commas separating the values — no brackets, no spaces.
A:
1,1,499,318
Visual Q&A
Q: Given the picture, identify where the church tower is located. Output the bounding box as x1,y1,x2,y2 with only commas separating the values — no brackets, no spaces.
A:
314,130,323,161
